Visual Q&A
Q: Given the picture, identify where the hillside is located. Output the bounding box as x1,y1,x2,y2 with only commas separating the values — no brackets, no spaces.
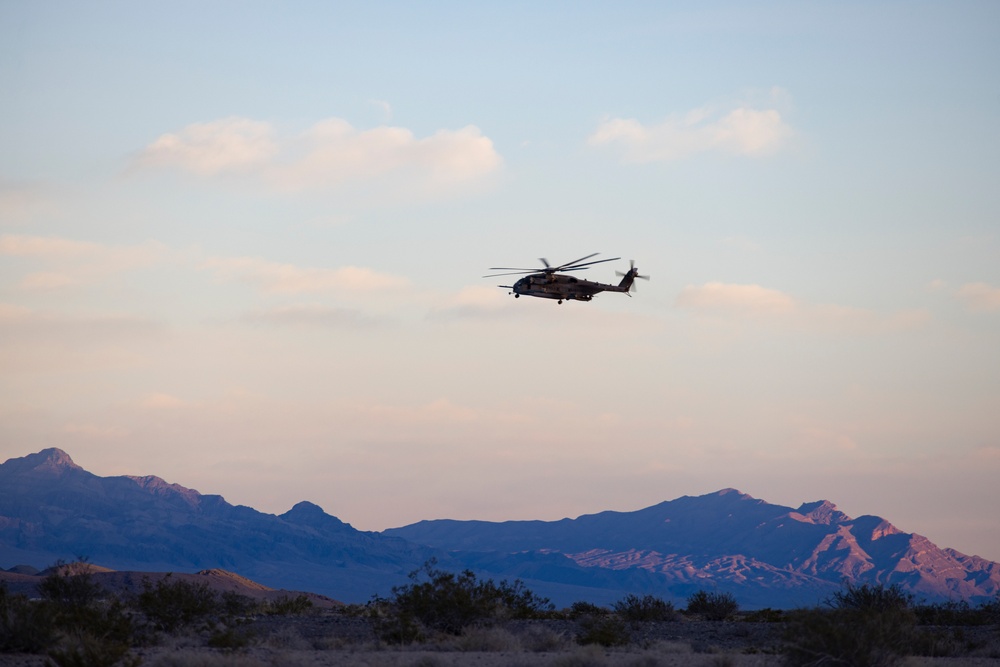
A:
387,488,1000,606
2,449,998,607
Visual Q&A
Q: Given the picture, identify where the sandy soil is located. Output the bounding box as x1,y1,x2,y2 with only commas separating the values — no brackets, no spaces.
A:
1,613,998,666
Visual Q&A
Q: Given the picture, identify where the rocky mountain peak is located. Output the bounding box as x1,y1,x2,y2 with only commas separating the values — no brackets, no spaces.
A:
124,475,203,506
795,500,850,525
281,501,351,530
0,447,83,477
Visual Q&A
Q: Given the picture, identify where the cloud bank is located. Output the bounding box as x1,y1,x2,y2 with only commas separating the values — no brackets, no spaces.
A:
676,281,929,334
589,101,793,162
203,256,409,295
0,234,169,290
134,116,502,195
956,283,1000,312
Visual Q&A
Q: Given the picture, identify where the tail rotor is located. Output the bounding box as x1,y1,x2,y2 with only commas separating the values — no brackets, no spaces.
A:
616,260,650,293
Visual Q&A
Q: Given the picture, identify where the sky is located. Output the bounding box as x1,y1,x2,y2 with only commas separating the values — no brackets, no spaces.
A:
2,2,999,562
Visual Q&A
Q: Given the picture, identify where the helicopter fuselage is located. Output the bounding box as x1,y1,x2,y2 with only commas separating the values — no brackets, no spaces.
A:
486,254,645,304
510,272,627,303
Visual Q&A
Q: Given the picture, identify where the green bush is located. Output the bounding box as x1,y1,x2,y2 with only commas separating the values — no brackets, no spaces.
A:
612,594,677,622
566,601,608,619
686,590,739,621
207,625,254,651
913,600,989,626
47,633,142,667
15,561,141,665
262,594,313,616
784,582,917,667
977,592,1000,623
829,582,912,613
38,560,106,610
367,559,553,642
0,584,57,653
742,607,785,623
576,614,631,646
136,575,221,632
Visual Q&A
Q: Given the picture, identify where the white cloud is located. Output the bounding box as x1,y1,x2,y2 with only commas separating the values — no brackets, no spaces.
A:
63,422,130,440
19,272,79,290
676,282,796,315
0,234,169,290
140,393,186,409
0,302,167,374
927,279,947,292
203,256,409,295
369,99,393,120
0,181,58,226
429,285,513,319
134,117,278,176
0,303,166,341
675,282,929,334
240,304,382,328
134,116,502,195
956,282,1000,312
589,102,793,163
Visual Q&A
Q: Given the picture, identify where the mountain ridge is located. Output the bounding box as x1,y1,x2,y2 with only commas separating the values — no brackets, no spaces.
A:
2,448,997,607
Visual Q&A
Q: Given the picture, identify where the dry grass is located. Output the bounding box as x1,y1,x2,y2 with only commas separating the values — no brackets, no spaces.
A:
134,648,783,667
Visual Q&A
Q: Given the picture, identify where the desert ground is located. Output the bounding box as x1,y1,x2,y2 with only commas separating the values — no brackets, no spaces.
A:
4,610,999,667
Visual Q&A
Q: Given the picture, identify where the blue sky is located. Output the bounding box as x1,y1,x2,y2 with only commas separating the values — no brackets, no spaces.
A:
2,2,999,562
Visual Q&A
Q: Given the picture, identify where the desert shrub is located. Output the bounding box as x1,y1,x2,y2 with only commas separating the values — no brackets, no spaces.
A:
37,562,139,664
830,582,912,613
521,625,571,652
576,614,630,647
0,561,141,665
567,601,609,618
206,624,254,651
262,593,312,616
554,645,609,667
913,600,988,626
368,559,553,642
365,594,422,644
974,592,1000,624
686,590,739,621
784,582,917,667
742,607,785,623
219,591,255,618
136,575,221,632
47,633,142,667
612,594,677,622
454,626,523,652
0,584,57,652
38,560,106,609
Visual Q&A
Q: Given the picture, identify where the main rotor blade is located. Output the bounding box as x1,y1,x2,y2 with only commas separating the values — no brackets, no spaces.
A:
539,257,550,268
483,269,539,277
557,256,621,271
552,253,600,270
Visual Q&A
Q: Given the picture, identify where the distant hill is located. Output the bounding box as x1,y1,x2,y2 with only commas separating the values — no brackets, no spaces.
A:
0,563,339,608
2,448,998,608
0,448,440,602
386,488,1000,607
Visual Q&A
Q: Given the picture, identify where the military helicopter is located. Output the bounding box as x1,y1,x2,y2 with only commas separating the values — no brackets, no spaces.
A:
484,253,648,304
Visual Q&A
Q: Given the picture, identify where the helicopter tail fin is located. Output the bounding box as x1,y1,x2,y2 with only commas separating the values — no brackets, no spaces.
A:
617,271,636,292
615,261,649,293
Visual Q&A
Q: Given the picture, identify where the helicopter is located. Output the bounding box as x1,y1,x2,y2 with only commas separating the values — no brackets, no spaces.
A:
484,253,648,304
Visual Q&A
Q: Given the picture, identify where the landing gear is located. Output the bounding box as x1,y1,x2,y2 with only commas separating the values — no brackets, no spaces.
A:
514,294,519,298
558,300,563,304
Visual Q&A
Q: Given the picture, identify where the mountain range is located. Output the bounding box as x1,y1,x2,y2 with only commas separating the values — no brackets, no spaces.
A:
2,448,997,608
